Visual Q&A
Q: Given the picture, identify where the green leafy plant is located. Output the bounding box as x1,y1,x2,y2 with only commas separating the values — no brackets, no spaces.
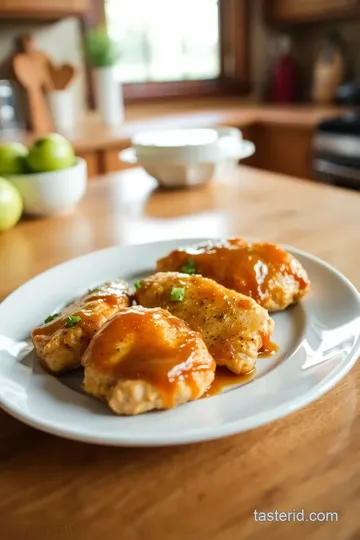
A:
84,27,120,68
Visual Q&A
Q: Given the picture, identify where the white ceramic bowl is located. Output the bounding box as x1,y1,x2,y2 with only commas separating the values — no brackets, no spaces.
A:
119,127,255,188
5,158,87,217
132,127,244,163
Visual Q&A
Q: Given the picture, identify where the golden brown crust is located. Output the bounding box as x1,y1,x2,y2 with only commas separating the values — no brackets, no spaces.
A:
135,272,274,374
82,306,215,415
156,237,310,311
32,280,131,375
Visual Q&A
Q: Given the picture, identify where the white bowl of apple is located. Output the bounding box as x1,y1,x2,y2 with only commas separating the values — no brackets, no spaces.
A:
0,134,87,217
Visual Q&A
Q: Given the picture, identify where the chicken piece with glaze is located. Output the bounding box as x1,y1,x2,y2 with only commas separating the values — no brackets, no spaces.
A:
156,237,310,311
135,272,274,375
82,306,215,415
32,281,131,374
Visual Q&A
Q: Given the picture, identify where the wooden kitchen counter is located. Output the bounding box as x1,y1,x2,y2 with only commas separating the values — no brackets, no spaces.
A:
19,98,349,178
1,165,360,540
66,99,347,153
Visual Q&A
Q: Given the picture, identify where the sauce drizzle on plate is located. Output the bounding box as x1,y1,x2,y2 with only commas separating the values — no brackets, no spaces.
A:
259,341,279,358
203,341,279,398
203,367,255,398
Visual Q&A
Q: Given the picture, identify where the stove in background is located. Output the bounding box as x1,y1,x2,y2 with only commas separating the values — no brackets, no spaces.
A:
313,113,360,190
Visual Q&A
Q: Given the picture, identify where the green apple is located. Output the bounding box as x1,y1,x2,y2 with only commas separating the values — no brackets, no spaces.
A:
0,177,23,232
0,142,28,175
27,134,75,173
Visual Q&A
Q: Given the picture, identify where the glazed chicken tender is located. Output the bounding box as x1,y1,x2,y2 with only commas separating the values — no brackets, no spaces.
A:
82,306,215,415
135,272,274,375
32,281,131,374
156,238,310,311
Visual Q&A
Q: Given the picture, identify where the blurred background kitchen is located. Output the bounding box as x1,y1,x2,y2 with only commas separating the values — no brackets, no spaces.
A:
1,0,360,190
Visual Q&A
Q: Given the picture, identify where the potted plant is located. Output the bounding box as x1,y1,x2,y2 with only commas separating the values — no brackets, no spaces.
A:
85,27,123,125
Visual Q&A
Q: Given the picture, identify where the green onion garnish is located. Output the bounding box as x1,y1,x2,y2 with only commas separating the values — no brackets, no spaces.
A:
170,286,185,302
181,259,197,275
65,315,81,328
88,287,100,294
44,313,59,324
134,280,144,290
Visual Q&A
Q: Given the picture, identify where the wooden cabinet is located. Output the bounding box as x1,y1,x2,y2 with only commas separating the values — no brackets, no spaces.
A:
267,0,358,23
74,146,134,179
242,123,314,180
0,0,88,19
102,146,136,174
77,150,100,179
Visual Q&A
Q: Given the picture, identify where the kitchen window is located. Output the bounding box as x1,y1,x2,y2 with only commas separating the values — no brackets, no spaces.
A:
93,0,250,101
106,0,220,84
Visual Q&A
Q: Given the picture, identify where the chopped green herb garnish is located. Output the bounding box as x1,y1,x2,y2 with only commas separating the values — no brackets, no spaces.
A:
181,259,197,275
65,315,81,328
170,286,185,302
44,313,59,324
88,287,99,294
134,280,144,290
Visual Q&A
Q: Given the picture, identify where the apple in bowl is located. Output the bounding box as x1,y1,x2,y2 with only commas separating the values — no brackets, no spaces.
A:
26,133,75,173
0,135,87,218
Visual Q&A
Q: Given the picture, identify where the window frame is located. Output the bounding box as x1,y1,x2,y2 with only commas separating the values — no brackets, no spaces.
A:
84,0,250,103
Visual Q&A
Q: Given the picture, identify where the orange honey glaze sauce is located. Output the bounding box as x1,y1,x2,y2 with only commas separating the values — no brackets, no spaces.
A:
156,238,310,306
203,341,278,397
32,284,130,338
203,367,255,398
82,306,216,408
259,341,279,358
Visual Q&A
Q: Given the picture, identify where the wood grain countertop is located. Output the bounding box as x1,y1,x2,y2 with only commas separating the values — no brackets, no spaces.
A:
1,165,360,540
20,98,351,153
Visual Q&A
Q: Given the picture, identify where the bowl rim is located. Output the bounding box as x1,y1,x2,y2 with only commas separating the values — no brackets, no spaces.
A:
131,126,242,150
119,140,255,166
2,157,85,179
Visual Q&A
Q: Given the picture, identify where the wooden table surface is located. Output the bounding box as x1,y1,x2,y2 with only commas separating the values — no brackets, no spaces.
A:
1,166,360,540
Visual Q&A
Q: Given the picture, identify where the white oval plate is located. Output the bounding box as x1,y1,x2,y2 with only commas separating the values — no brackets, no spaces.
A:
0,239,359,446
